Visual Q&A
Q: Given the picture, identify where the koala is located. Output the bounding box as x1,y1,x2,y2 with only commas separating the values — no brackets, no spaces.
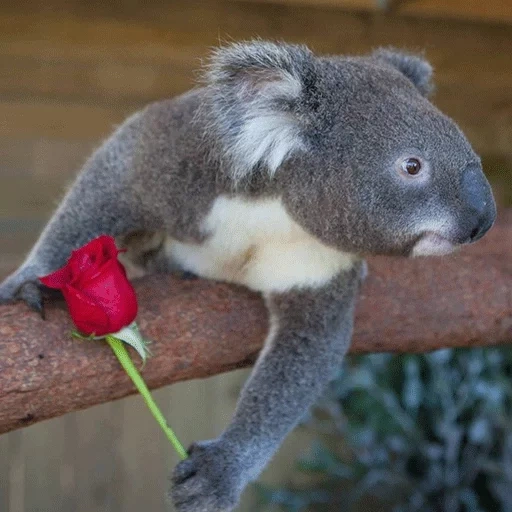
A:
0,41,496,511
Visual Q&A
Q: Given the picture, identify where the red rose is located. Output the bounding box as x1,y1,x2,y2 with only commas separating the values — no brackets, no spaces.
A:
39,235,138,336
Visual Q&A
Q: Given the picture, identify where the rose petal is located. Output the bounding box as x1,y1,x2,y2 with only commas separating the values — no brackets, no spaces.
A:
91,257,128,283
70,235,116,270
99,235,120,260
70,236,120,287
69,251,96,276
39,265,72,289
80,260,138,333
62,284,111,336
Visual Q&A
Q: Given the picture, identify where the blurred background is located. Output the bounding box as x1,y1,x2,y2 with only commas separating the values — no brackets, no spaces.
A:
0,1,511,511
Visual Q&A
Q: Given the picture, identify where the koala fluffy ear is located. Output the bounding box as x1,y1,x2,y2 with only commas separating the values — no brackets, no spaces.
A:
204,41,315,181
373,48,434,97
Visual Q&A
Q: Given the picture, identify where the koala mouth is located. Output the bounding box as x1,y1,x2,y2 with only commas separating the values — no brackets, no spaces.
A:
411,232,458,257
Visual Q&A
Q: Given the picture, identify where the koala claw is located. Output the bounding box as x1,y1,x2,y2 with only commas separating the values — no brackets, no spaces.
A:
178,270,198,281
171,440,242,512
19,282,45,319
0,273,45,319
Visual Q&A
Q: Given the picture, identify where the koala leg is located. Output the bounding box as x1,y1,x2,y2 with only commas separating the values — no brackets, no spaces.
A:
116,231,198,282
0,138,150,313
171,262,365,512
115,230,173,279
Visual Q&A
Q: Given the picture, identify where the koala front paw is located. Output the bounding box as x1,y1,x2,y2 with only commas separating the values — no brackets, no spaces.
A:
171,440,244,512
0,269,45,317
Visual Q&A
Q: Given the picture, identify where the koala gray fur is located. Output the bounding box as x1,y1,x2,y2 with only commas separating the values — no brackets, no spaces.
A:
0,41,496,511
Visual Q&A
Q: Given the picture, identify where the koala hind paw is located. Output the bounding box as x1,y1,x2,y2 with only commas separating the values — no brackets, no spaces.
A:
171,440,242,512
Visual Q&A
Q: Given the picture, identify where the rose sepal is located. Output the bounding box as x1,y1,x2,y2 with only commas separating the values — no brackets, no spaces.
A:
71,322,152,364
113,322,153,364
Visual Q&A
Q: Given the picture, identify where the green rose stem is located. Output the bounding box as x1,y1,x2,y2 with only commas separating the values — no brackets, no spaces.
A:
106,335,188,460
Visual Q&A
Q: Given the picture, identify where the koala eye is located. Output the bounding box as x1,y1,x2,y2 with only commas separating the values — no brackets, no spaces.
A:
401,157,422,176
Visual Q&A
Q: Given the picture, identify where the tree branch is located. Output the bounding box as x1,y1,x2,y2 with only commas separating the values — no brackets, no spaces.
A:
1,211,511,435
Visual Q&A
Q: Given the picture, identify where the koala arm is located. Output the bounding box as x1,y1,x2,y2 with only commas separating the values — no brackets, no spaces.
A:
0,112,151,312
171,262,364,512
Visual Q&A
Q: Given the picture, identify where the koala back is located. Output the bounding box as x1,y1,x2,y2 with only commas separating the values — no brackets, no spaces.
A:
120,40,494,266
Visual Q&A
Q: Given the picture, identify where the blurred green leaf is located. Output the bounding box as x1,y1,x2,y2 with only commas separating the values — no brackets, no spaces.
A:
256,347,512,512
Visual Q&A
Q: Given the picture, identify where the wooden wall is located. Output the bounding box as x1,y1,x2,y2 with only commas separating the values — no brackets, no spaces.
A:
1,0,511,154
0,1,511,511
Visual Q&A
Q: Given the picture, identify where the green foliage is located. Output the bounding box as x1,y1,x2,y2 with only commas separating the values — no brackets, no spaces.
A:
255,348,512,512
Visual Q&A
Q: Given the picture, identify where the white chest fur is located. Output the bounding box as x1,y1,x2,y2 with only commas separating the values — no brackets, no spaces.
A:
168,197,354,293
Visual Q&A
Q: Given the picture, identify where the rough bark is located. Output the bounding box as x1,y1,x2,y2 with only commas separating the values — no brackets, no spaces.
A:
0,211,511,435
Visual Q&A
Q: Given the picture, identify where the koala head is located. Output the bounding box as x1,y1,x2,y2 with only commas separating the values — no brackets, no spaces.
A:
205,41,496,257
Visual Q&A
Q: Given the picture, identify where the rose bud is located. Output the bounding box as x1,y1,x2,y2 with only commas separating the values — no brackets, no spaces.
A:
39,235,138,336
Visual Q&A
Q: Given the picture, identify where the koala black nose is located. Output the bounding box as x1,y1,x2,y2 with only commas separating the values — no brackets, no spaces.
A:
468,215,494,243
460,164,496,243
